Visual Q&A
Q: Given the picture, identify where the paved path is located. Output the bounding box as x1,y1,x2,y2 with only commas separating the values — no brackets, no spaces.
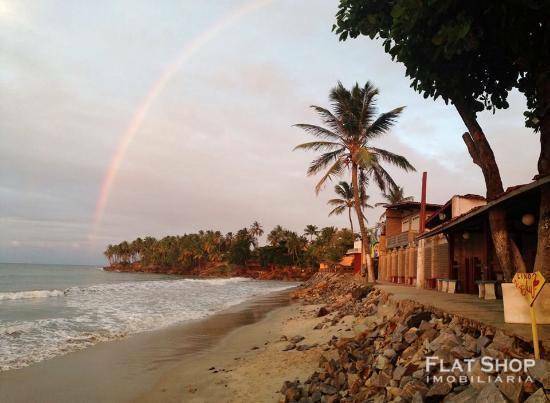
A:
375,283,549,344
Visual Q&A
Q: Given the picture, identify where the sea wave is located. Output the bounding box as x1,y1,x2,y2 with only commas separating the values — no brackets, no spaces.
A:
0,289,64,301
1,277,296,371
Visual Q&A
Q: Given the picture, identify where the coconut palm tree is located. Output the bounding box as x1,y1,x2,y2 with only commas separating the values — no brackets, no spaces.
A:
303,224,319,242
249,221,264,248
327,181,373,233
375,185,414,206
294,81,415,282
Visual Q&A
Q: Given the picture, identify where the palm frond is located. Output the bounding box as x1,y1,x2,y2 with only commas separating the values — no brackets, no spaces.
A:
327,198,346,206
306,148,346,176
368,147,416,171
309,106,345,134
365,106,405,139
314,157,345,194
328,205,347,216
353,147,375,169
293,124,341,141
293,141,342,152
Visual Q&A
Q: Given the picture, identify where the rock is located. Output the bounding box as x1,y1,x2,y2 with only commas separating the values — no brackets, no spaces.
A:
383,348,397,359
498,373,523,402
347,372,360,390
374,355,391,370
285,386,301,401
393,366,407,381
313,323,324,330
467,359,492,389
525,388,549,403
445,386,478,403
489,331,514,351
404,330,419,345
317,306,330,317
407,311,432,328
280,335,288,341
401,379,429,399
311,391,322,402
451,345,474,359
411,391,424,403
429,332,461,351
475,383,507,403
528,359,550,389
426,381,452,398
319,383,337,395
475,335,491,352
372,371,392,388
282,343,296,351
351,286,371,300
412,369,425,380
290,335,305,344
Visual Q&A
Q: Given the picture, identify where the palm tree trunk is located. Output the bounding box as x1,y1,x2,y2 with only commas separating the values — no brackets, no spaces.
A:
352,162,375,282
348,207,354,234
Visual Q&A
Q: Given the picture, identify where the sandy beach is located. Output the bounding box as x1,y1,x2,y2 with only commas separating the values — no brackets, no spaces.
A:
1,289,333,403
137,302,354,403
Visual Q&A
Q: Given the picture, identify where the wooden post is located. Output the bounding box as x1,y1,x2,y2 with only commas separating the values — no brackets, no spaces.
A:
419,172,427,234
530,306,540,359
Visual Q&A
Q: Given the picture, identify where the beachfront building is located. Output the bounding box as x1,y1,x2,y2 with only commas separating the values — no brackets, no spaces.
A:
338,240,362,274
377,201,441,284
416,194,486,290
418,178,546,297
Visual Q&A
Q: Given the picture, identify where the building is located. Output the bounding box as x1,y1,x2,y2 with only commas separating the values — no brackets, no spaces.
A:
377,201,442,285
418,178,547,296
339,240,362,274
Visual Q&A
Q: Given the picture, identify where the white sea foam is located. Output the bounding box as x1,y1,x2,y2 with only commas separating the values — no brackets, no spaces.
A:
0,289,64,301
0,277,296,371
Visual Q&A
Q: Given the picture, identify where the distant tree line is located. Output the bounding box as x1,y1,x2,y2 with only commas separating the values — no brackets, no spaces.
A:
104,222,356,271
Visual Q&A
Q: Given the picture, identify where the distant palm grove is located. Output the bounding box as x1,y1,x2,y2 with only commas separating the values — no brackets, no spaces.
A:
104,222,356,272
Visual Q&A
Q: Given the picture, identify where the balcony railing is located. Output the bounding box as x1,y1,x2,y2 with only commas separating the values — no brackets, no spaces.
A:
387,230,418,249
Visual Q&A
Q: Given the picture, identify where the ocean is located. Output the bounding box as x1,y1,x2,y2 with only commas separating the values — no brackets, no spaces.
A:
0,263,296,371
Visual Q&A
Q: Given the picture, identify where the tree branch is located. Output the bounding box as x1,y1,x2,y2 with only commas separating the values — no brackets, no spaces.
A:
462,131,481,166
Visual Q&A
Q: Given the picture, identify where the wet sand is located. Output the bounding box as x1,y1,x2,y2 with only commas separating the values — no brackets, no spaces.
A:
0,290,298,403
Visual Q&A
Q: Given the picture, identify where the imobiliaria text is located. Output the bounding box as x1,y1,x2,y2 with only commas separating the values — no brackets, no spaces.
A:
426,357,536,384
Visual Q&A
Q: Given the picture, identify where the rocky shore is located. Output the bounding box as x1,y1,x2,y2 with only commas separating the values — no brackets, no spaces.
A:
279,273,549,403
104,262,314,281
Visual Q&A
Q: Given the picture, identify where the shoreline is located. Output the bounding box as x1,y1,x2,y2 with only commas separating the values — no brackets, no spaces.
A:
0,289,300,403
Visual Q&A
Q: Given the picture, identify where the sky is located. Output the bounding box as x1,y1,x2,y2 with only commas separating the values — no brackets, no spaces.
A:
0,0,540,265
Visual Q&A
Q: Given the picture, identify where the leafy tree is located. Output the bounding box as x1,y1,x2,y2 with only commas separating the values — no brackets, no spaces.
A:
294,81,415,281
333,0,542,280
303,224,319,242
227,228,254,265
249,221,264,248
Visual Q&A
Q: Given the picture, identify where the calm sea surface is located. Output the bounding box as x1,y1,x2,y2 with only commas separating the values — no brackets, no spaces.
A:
0,263,295,371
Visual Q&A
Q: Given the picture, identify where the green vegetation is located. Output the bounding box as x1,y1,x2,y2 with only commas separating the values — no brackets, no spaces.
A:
104,223,355,271
333,0,550,280
375,185,413,207
294,81,415,282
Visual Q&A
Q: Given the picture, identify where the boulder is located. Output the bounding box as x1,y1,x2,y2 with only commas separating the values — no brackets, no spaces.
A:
317,306,330,317
426,381,452,398
525,388,549,403
407,311,432,328
475,383,507,403
528,359,550,389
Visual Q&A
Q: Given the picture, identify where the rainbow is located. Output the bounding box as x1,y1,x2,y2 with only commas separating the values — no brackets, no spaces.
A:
91,0,273,238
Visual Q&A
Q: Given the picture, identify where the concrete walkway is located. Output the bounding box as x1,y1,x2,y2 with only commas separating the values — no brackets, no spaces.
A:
375,283,549,345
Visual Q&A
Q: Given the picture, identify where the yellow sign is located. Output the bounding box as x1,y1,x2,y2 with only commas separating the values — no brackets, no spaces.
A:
512,271,546,306
512,271,546,360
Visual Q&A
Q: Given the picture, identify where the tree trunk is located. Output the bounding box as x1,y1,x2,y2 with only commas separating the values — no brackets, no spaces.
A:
348,207,354,234
455,100,517,281
534,77,550,280
352,163,375,282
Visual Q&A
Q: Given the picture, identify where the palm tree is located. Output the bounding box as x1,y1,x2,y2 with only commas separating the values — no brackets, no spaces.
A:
327,181,372,233
294,81,415,282
249,221,264,248
375,185,414,206
303,224,319,242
